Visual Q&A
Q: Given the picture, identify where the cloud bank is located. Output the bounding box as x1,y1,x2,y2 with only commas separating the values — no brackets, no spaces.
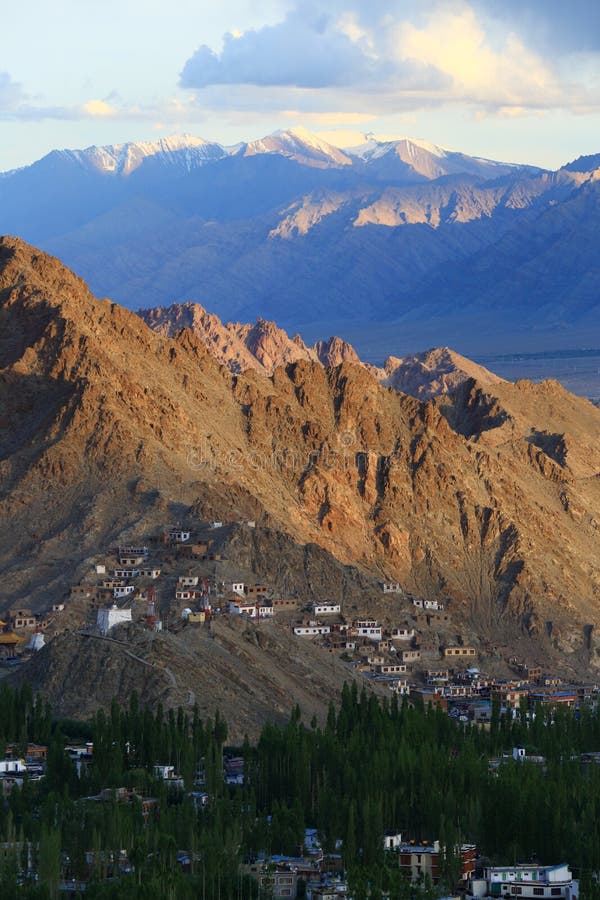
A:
179,0,600,119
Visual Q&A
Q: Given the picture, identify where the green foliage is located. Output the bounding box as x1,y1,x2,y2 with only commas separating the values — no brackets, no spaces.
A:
0,682,598,895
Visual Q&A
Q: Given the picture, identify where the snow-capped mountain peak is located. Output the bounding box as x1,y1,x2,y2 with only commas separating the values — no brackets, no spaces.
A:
54,134,226,176
345,134,529,181
239,127,353,168
348,135,452,161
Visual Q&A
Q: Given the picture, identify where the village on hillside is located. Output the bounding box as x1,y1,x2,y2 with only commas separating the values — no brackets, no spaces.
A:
1,519,598,728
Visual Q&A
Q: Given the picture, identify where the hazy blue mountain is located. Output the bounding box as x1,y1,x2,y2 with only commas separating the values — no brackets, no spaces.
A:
1,128,597,355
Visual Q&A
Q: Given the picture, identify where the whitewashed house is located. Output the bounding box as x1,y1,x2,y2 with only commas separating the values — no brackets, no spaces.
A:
113,585,135,599
424,599,443,611
311,602,341,616
354,620,382,641
229,600,257,616
257,603,274,618
293,623,331,637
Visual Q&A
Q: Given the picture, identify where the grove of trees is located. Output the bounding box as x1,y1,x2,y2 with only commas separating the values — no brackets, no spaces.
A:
0,682,598,898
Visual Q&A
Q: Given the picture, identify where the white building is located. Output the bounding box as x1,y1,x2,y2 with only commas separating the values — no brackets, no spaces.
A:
311,602,341,616
153,765,184,788
257,603,274,618
139,567,161,579
230,582,245,597
481,864,578,900
178,576,199,587
0,759,27,774
413,598,443,611
383,832,403,851
229,601,257,616
424,599,443,611
388,679,410,695
354,620,382,641
293,624,331,636
169,530,191,543
382,583,402,594
97,606,133,635
113,568,139,579
113,585,135,599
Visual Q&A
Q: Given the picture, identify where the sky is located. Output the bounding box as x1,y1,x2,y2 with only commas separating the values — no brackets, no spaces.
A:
1,0,599,171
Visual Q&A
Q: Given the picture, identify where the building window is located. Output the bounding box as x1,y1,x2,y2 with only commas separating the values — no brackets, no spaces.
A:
551,891,562,897
533,889,544,896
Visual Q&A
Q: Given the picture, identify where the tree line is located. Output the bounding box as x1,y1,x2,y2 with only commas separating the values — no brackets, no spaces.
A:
0,682,598,897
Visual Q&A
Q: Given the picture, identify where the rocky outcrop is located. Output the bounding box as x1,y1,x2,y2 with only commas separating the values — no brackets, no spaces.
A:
139,304,501,398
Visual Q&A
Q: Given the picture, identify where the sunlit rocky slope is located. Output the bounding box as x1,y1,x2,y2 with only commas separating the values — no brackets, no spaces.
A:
2,237,600,675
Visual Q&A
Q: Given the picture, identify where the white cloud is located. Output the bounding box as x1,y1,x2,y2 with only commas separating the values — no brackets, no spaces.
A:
395,5,565,112
0,72,25,110
0,93,203,124
81,99,118,118
180,8,445,92
177,0,600,120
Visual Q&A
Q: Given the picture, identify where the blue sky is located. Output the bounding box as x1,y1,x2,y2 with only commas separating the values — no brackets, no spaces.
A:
1,0,599,170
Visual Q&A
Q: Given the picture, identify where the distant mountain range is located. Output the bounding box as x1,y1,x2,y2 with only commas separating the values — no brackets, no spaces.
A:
1,127,599,355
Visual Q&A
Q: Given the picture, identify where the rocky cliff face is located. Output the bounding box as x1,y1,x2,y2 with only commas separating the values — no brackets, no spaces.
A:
138,302,500,398
3,237,600,666
139,302,361,376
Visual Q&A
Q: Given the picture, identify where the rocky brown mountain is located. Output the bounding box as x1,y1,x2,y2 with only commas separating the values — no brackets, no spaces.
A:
2,236,600,690
139,302,501,398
